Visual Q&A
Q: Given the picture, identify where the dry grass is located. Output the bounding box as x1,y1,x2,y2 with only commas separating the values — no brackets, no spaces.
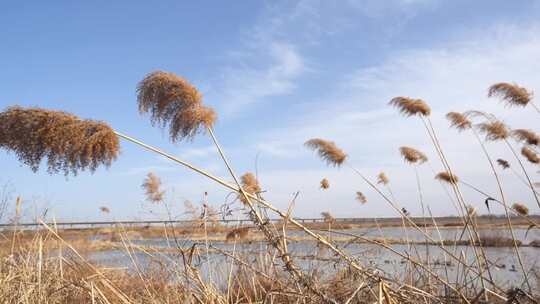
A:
355,191,367,204
513,129,539,146
488,82,533,107
399,146,428,164
0,106,119,175
435,171,459,185
521,146,540,164
137,71,216,142
239,172,261,204
305,138,347,167
478,120,510,141
141,172,165,203
496,158,510,169
389,97,431,116
320,178,330,190
512,203,529,216
446,112,472,131
377,172,389,185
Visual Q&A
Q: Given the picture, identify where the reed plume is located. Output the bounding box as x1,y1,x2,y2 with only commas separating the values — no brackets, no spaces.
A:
0,106,119,175
99,206,110,214
399,146,428,164
225,227,249,242
435,171,459,185
488,83,533,107
477,120,510,141
377,172,389,185
305,138,347,167
389,97,431,117
239,173,261,204
356,191,367,204
512,203,529,216
141,172,165,203
521,146,540,164
137,71,216,142
466,205,477,216
446,112,472,131
496,159,510,169
320,178,330,190
512,129,539,146
321,211,335,223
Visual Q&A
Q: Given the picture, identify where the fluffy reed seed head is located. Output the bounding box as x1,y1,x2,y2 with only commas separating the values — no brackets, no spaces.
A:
521,146,540,164
488,83,533,107
137,71,216,142
320,178,330,190
239,172,261,204
377,172,389,185
496,159,510,169
512,129,539,146
446,112,472,131
512,203,529,216
141,172,165,203
225,227,249,242
0,106,119,175
99,206,110,214
399,146,428,165
435,171,459,184
321,211,335,223
305,138,347,167
356,191,367,204
478,120,510,141
389,97,431,117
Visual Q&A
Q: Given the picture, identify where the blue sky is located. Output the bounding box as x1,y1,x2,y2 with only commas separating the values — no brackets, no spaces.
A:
1,0,539,221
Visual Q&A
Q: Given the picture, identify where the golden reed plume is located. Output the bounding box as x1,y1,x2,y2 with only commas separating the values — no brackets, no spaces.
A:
435,171,459,184
521,146,540,164
478,120,509,141
0,106,119,175
141,172,165,203
512,203,529,216
399,146,428,164
356,191,367,204
137,71,216,142
321,211,335,223
99,206,110,214
512,129,539,146
488,83,532,107
446,112,472,131
225,227,250,242
239,172,261,204
389,97,431,117
320,178,330,190
305,138,347,167
496,159,510,169
377,172,389,185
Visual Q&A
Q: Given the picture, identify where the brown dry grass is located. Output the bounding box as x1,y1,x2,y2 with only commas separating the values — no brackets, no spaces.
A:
305,138,347,167
320,178,330,190
513,129,539,146
0,106,119,175
355,191,367,204
496,158,510,169
399,146,428,164
239,172,261,204
488,82,533,107
512,203,529,216
446,112,472,131
521,146,540,164
137,71,216,142
389,97,431,116
377,172,389,185
435,171,459,185
141,172,165,203
478,120,510,141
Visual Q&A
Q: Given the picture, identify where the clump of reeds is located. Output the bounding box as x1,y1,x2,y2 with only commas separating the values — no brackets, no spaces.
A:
225,227,250,242
355,192,367,204
496,159,510,169
389,97,431,116
239,173,261,204
320,178,330,190
377,172,389,185
488,83,533,107
305,138,347,167
399,146,428,164
521,146,540,164
446,112,472,131
477,120,510,141
512,203,529,216
99,206,110,214
321,211,335,223
435,171,459,185
137,71,216,142
0,106,119,175
512,129,539,146
141,172,164,203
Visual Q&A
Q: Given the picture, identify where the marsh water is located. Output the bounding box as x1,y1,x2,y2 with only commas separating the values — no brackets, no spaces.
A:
90,226,540,289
